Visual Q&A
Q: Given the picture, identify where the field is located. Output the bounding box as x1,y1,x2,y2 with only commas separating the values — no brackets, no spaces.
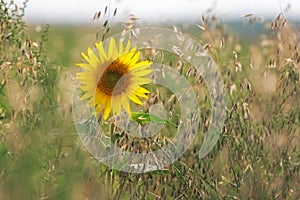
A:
1,1,300,199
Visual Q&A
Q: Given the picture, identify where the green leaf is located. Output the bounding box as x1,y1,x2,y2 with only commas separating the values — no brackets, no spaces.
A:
130,112,177,127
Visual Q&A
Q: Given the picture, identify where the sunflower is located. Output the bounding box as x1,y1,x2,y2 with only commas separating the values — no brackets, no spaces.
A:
76,38,152,120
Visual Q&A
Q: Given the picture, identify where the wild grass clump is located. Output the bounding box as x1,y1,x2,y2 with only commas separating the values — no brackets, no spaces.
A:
0,0,299,199
0,1,88,199
98,13,299,200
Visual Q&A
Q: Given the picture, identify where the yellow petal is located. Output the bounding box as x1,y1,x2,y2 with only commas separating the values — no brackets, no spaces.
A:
124,48,136,63
135,93,148,98
88,48,101,65
121,93,131,116
95,91,106,105
76,75,96,83
77,71,97,78
79,84,95,91
81,52,97,67
103,97,112,120
96,41,108,61
128,50,140,66
80,91,93,100
135,87,150,96
76,63,95,71
129,93,143,105
111,95,121,115
129,61,152,71
131,69,153,76
132,77,152,84
108,38,117,59
119,40,124,55
95,104,104,112
124,40,131,53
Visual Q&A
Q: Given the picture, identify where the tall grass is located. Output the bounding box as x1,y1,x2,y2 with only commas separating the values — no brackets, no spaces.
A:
0,1,299,199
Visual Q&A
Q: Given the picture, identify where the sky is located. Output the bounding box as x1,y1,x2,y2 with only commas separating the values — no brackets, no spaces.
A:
11,0,300,25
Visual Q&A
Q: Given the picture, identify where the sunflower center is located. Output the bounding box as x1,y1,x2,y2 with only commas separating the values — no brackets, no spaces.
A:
102,71,123,88
97,60,130,96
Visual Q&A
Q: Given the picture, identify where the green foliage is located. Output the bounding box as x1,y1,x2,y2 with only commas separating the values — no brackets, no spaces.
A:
131,112,177,127
0,1,87,199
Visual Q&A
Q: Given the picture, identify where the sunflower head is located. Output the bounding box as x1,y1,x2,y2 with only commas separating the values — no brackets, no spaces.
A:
76,38,152,120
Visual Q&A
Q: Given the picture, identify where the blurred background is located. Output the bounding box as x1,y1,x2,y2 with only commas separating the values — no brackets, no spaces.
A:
10,0,300,68
13,0,300,24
